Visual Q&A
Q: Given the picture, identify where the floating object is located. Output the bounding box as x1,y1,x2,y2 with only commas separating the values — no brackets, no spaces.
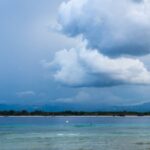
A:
65,120,69,123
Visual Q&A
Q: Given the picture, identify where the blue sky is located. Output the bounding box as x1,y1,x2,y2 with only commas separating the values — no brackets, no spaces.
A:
1,0,150,110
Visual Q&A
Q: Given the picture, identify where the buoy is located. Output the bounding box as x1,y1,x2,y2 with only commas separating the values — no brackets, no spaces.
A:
66,120,69,123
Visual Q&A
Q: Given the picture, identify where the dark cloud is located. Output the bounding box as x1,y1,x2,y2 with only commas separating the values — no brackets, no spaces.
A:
58,0,150,57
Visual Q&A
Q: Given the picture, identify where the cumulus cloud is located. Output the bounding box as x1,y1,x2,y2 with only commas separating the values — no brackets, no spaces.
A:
58,0,150,56
48,0,150,87
50,44,150,87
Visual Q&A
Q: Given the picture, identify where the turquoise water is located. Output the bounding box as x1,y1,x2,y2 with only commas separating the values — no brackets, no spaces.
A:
1,117,150,150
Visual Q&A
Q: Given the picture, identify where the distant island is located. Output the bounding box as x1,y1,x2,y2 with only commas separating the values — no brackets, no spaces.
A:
0,110,150,116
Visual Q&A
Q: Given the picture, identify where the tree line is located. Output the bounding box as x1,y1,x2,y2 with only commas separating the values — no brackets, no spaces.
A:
0,110,149,116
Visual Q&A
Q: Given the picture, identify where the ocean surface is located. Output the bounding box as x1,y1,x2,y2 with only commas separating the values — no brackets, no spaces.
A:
0,116,150,150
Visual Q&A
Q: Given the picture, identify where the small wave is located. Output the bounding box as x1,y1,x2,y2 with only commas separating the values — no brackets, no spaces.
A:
135,142,150,145
57,133,64,136
74,124,94,128
57,133,79,137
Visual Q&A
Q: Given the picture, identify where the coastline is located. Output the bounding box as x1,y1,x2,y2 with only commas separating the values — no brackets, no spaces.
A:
0,115,150,118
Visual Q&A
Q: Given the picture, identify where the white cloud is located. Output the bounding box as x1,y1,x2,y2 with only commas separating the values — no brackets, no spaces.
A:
48,0,150,87
58,0,150,56
16,91,35,98
50,44,150,87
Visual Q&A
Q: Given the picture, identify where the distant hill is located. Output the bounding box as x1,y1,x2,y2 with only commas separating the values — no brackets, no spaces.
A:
0,102,150,112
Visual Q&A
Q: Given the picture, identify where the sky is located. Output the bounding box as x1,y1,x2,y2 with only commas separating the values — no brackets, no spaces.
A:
1,0,150,110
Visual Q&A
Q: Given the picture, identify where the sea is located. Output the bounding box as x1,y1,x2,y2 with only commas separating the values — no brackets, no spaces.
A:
0,116,150,150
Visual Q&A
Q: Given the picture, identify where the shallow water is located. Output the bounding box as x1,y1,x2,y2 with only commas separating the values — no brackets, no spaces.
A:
0,116,150,150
